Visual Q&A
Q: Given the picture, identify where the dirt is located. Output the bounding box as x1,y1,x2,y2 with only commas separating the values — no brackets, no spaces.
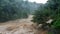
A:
0,15,47,34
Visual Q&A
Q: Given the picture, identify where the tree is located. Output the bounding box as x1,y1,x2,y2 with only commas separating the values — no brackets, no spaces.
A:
0,0,29,22
32,0,60,31
0,0,39,22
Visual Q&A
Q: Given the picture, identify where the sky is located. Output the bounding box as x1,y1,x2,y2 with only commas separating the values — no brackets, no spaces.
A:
24,0,48,4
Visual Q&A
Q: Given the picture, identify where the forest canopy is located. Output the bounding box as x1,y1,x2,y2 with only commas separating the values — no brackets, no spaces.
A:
0,0,40,22
32,0,60,34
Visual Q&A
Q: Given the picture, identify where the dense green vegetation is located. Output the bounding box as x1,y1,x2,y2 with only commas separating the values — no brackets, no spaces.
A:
32,0,60,34
0,0,40,22
32,0,60,27
0,0,60,34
